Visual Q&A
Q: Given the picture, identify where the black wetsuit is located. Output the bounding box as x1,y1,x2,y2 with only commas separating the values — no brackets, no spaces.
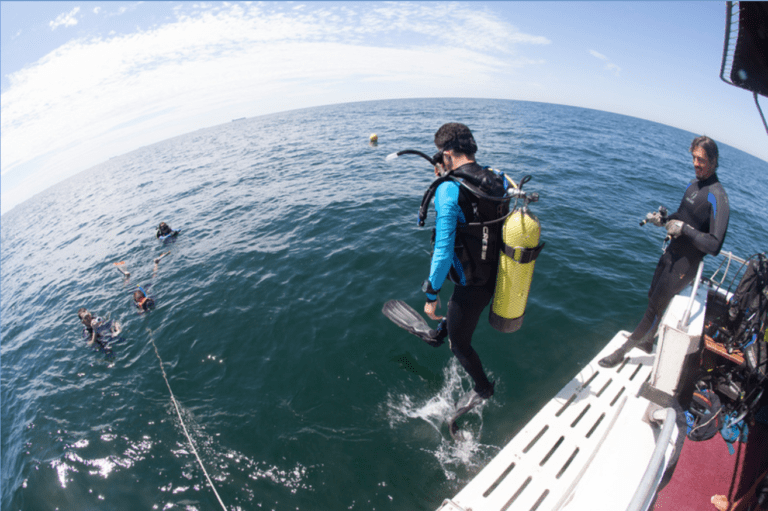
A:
444,277,497,394
156,224,173,238
136,297,155,312
629,173,729,342
82,317,111,350
425,162,508,397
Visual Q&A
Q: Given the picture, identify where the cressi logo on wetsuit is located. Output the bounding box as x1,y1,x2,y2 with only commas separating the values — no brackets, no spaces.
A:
453,163,510,286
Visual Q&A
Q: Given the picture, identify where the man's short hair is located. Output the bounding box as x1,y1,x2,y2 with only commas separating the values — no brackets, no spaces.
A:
690,135,719,170
434,123,478,158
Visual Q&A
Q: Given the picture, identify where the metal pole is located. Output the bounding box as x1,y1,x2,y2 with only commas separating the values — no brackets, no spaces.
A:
625,408,678,511
679,261,705,330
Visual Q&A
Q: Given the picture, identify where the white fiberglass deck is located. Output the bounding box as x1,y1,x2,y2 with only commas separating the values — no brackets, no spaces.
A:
439,285,708,511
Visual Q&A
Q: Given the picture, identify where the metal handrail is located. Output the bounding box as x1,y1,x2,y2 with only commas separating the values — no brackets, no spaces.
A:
625,408,678,511
678,261,705,330
708,250,748,289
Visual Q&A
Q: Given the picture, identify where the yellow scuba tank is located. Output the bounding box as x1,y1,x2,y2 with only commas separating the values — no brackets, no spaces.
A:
489,191,544,333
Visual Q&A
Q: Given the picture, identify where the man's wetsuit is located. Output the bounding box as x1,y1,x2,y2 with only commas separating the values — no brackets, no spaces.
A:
425,162,507,397
83,316,111,350
156,223,173,238
629,173,730,343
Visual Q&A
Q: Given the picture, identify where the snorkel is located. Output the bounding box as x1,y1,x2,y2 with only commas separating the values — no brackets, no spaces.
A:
135,284,149,300
385,149,443,166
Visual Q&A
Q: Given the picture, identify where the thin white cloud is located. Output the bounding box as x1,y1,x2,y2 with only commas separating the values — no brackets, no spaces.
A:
103,2,142,18
589,49,607,61
589,49,621,77
1,2,551,213
49,7,81,30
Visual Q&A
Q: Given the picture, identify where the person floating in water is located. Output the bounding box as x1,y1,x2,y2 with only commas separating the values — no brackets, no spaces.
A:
156,222,179,241
133,287,155,313
113,253,169,312
156,222,173,238
599,136,730,368
77,308,121,349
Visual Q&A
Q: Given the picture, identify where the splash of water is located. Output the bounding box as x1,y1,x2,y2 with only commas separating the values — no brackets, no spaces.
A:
385,359,498,480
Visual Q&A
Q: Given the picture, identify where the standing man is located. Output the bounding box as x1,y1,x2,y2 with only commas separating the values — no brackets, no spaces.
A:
599,136,730,368
419,122,511,402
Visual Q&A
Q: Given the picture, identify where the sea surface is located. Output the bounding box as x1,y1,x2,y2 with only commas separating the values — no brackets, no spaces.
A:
2,98,767,511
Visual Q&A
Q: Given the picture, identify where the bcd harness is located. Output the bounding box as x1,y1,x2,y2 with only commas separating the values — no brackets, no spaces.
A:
418,167,545,267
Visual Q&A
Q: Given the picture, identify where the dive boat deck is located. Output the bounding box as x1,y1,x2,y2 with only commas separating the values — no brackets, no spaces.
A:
439,285,708,511
439,331,658,511
653,418,768,511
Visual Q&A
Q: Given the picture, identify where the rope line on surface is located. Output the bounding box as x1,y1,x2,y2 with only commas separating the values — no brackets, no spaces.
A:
149,333,228,511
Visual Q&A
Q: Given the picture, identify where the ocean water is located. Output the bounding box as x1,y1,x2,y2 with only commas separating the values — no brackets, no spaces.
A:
2,98,767,511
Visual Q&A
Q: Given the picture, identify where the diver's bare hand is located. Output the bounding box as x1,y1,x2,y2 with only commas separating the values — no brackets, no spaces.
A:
424,299,443,320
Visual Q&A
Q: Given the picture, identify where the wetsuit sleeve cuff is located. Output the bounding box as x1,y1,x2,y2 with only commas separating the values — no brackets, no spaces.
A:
422,279,440,302
681,222,695,238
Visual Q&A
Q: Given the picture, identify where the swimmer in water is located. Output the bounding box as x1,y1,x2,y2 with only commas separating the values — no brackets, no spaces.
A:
77,308,121,347
133,289,155,313
156,222,174,238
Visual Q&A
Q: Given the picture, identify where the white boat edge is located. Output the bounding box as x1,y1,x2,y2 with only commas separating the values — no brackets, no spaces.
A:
438,253,746,511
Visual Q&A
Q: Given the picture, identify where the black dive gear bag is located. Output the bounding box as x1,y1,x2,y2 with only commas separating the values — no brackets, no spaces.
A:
729,254,768,376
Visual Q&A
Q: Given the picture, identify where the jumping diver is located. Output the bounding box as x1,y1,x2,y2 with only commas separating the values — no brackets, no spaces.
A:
386,123,513,408
599,135,730,368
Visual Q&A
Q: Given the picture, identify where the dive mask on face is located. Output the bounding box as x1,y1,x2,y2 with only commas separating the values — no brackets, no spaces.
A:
432,150,445,166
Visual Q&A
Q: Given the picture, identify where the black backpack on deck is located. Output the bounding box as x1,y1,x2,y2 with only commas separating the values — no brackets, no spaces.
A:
728,254,768,376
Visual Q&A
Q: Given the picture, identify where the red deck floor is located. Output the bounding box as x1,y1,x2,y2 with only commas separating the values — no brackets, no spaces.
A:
654,421,768,511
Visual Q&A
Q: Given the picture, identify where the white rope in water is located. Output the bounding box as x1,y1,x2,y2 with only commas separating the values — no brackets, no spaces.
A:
149,335,228,511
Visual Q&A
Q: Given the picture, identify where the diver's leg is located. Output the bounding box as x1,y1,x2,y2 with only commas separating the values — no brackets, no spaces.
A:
600,253,697,368
447,283,495,397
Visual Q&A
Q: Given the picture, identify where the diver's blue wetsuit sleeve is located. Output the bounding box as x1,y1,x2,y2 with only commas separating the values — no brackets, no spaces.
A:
426,182,464,299
681,185,730,256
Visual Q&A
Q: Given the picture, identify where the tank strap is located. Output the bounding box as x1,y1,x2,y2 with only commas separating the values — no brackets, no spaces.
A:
502,242,545,263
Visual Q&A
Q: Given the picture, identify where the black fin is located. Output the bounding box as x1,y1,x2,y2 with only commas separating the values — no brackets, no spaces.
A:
382,300,432,338
448,382,494,440
448,391,485,440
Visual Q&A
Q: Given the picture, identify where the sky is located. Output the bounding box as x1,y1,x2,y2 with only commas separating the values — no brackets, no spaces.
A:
2,1,767,215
